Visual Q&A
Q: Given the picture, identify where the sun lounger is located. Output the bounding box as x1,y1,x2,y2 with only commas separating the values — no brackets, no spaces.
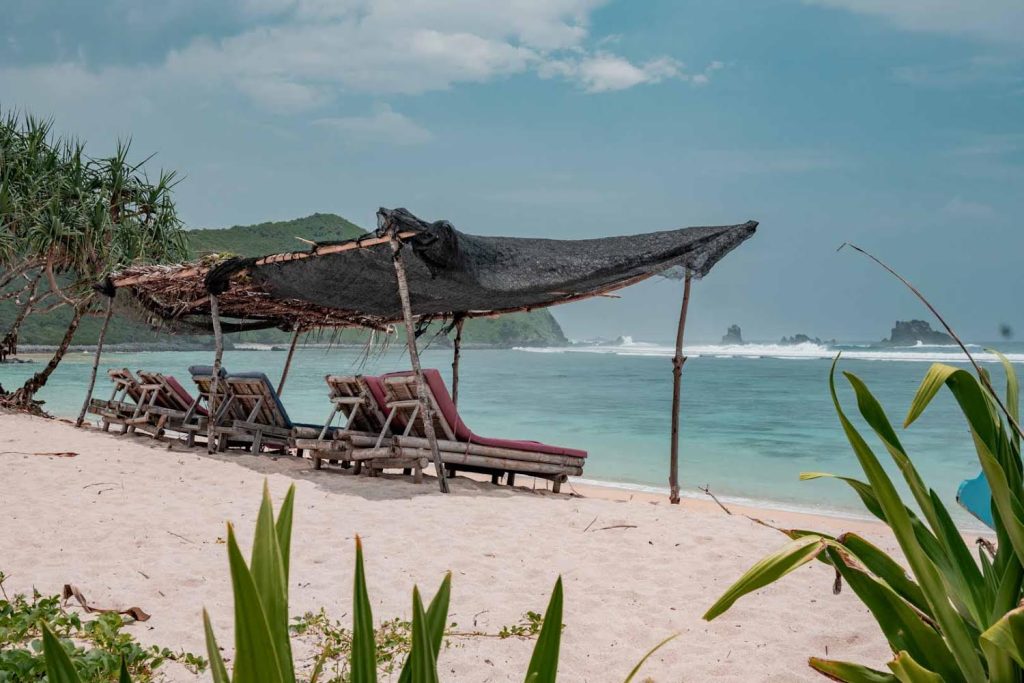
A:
213,371,328,454
183,365,244,448
86,368,162,435
293,375,393,472
135,370,206,437
353,369,586,491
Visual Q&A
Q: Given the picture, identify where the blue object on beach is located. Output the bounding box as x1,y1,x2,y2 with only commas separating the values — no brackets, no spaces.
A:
958,471,994,529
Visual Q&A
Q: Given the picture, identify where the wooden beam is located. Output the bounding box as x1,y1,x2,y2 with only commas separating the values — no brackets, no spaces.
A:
207,294,225,454
255,231,418,266
389,234,450,493
451,316,465,408
669,272,693,505
277,324,301,395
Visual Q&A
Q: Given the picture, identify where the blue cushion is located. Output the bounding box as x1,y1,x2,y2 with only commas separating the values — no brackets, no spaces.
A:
227,371,294,429
189,365,227,378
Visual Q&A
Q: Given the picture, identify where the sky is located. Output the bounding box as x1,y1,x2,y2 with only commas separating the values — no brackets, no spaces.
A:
2,0,1022,343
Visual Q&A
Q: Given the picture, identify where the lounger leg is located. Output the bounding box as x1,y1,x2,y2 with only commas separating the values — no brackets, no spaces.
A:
341,460,351,469
414,464,423,483
186,431,195,448
353,461,362,475
218,434,228,452
313,454,322,470
250,431,263,454
446,466,457,478
507,472,516,487
403,467,411,476
490,473,500,485
102,420,111,432
553,477,563,494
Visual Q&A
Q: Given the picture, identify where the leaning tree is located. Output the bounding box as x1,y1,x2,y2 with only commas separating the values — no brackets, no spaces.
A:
0,110,187,409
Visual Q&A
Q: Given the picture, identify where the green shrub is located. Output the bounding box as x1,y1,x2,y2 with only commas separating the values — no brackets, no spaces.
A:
705,353,1023,682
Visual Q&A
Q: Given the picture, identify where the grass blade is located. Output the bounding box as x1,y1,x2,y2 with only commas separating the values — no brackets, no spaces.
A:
524,577,563,683
119,656,131,683
351,536,377,683
249,482,293,680
399,572,452,683
622,632,678,682
227,523,285,683
703,535,827,620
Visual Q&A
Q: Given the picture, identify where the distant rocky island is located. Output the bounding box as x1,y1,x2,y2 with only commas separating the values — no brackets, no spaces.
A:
721,325,744,344
779,334,836,346
879,320,953,346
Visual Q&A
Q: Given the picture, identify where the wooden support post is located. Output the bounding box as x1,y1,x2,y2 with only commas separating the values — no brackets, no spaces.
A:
451,316,464,408
669,272,693,505
208,294,225,454
277,324,301,395
75,295,115,427
388,234,450,494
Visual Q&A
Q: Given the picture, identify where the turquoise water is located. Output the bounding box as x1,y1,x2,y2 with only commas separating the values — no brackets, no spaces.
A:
3,340,1021,526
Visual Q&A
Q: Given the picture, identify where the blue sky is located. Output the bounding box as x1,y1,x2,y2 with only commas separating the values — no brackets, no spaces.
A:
2,1,1022,342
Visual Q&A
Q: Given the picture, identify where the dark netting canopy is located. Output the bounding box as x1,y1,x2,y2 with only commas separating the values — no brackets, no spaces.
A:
110,208,757,331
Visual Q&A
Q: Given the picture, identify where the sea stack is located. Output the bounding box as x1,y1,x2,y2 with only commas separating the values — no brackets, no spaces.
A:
721,325,744,344
881,320,954,346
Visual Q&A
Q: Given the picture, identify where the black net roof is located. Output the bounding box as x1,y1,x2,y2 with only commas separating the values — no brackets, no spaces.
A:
110,208,757,331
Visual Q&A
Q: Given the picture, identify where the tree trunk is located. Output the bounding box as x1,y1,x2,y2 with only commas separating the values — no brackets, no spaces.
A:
451,317,464,408
76,297,115,426
1,270,43,359
207,295,225,453
669,272,693,505
10,301,86,408
277,324,301,395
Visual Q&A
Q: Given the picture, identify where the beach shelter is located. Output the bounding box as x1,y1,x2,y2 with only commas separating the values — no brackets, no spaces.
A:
100,207,757,499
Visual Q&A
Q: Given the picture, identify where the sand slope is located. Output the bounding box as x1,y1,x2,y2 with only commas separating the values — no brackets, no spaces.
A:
0,413,893,681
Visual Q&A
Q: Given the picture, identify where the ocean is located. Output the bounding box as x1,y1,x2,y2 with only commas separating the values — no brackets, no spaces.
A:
4,338,1022,528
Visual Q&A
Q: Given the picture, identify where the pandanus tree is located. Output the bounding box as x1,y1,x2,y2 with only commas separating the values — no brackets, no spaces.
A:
0,109,187,407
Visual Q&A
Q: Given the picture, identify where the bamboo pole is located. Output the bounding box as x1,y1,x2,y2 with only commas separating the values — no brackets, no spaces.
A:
75,295,115,427
277,324,301,395
388,234,449,493
669,272,693,505
451,317,465,408
207,294,225,453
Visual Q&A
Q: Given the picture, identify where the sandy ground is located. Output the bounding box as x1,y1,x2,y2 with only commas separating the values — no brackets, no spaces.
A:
0,412,897,682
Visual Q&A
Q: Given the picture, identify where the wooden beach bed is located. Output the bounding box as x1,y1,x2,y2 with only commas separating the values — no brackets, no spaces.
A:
352,369,587,491
86,369,163,435
292,375,393,473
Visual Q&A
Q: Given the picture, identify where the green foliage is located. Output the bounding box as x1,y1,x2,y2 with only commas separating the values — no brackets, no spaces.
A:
705,354,1024,682
186,213,364,258
1,571,206,682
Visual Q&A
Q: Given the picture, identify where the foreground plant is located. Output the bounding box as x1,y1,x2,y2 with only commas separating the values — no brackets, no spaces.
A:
705,354,1022,681
0,572,205,682
41,483,675,681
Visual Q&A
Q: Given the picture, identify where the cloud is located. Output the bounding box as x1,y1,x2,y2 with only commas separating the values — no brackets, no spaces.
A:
803,0,1024,46
0,0,715,114
313,105,432,145
941,197,997,219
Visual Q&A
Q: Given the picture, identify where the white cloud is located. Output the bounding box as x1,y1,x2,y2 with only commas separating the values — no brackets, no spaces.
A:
313,105,432,145
803,0,1024,46
0,0,714,115
892,56,1023,88
941,197,997,219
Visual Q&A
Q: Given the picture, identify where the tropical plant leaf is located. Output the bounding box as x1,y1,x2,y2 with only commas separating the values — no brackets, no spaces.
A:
203,608,230,683
399,572,452,683
275,484,296,583
408,587,440,683
351,536,377,683
981,604,1024,669
703,535,827,621
808,657,898,682
119,656,132,683
226,523,286,683
41,621,82,683
524,577,564,683
886,651,944,682
249,482,293,680
836,533,929,617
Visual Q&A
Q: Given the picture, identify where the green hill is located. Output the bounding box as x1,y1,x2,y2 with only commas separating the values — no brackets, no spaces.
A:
4,213,567,349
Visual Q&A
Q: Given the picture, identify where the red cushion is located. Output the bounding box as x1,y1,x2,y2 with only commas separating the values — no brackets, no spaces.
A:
165,375,208,416
377,369,586,459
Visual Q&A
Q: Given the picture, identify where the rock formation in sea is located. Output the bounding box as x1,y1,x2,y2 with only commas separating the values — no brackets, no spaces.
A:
721,325,744,344
779,334,836,346
881,320,954,346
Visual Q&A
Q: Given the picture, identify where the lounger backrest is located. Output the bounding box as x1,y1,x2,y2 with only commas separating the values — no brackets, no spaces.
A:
189,365,244,421
224,372,292,429
379,370,461,441
324,375,389,433
107,368,142,402
136,370,190,411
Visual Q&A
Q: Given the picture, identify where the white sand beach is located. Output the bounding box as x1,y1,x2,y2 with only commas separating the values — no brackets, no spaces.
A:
0,412,895,681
